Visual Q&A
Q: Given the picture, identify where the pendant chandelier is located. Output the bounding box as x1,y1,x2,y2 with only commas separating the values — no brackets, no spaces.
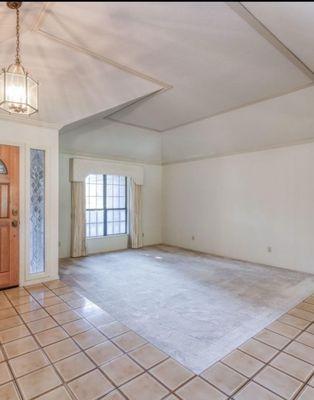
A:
0,2,38,115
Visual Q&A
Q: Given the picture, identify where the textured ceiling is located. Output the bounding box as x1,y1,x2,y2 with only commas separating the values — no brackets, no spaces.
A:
0,2,313,131
243,2,314,71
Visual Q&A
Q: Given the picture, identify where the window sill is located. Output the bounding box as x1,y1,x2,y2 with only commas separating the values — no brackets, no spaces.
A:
86,234,128,240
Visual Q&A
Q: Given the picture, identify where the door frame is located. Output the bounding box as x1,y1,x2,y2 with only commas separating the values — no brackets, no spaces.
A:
0,138,57,287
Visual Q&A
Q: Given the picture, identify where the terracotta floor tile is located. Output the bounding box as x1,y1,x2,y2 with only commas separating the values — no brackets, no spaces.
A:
284,341,314,365
309,376,314,387
73,328,107,350
296,386,314,400
5,287,28,296
101,390,127,399
150,358,194,391
112,331,147,352
37,296,63,307
32,291,56,302
9,349,50,378
44,338,80,362
0,348,4,362
278,314,311,330
266,321,301,339
59,292,83,302
98,321,130,339
54,352,95,382
35,326,69,347
52,310,81,325
17,365,62,400
222,350,264,378
201,362,248,396
296,302,314,314
0,362,13,385
288,308,314,322
270,352,314,381
254,329,291,350
305,296,314,305
234,381,282,400
86,341,123,365
52,286,74,296
164,396,180,400
254,366,303,400
86,312,115,328
15,302,42,314
101,354,144,386
25,284,46,293
0,316,23,331
6,290,28,298
75,303,104,318
3,336,39,359
62,318,92,336
68,369,114,400
296,331,314,348
129,343,168,369
0,382,21,400
306,323,314,334
0,325,30,344
0,299,12,310
66,297,94,309
21,309,49,323
27,316,58,334
120,372,169,400
0,307,17,320
36,385,73,399
44,302,71,316
10,296,34,307
44,280,67,290
175,377,226,400
239,339,279,363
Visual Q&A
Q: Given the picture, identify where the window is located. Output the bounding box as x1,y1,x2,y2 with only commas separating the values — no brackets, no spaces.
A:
86,174,127,238
30,149,45,274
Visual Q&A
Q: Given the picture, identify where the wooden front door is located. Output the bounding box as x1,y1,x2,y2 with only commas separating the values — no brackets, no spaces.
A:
0,145,19,289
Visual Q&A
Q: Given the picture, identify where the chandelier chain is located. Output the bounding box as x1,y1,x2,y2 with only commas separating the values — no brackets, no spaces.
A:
16,7,21,64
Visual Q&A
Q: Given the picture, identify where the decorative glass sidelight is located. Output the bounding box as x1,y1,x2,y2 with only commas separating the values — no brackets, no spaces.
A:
0,160,7,174
30,149,45,274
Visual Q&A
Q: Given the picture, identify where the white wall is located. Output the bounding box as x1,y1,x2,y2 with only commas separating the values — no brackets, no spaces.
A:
59,153,162,258
0,118,59,285
163,142,314,274
162,85,314,164
60,118,162,164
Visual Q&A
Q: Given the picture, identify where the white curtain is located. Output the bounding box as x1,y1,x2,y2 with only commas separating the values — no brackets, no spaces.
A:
71,181,86,258
129,178,143,249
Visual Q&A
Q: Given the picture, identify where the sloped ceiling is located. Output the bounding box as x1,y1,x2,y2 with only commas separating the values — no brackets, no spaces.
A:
0,2,164,127
0,2,313,137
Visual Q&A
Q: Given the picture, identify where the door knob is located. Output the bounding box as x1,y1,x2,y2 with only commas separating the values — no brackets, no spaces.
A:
12,220,18,227
12,209,18,216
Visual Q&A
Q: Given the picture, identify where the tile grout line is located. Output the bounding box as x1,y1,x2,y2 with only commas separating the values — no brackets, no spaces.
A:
227,314,314,400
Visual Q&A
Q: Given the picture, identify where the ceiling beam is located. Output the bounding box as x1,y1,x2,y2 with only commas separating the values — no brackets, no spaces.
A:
227,2,314,81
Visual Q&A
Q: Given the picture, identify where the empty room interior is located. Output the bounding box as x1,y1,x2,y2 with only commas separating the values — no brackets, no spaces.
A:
0,2,314,400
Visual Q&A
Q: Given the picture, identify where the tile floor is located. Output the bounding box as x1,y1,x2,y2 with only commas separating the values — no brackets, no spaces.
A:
0,280,313,400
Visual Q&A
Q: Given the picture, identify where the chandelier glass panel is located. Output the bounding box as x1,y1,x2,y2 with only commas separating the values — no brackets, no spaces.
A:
0,2,38,115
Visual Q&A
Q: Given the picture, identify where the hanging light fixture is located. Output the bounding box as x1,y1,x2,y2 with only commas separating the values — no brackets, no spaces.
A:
0,2,38,115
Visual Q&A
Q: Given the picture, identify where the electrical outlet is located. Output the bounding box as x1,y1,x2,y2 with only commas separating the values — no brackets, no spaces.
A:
267,246,272,253
192,236,195,241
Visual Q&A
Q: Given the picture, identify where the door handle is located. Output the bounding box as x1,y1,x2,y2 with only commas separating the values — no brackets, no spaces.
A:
12,220,19,227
